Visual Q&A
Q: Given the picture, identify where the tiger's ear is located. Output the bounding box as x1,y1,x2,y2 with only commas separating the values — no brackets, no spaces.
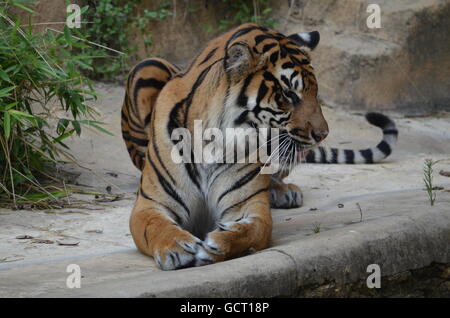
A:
288,31,320,50
225,42,254,81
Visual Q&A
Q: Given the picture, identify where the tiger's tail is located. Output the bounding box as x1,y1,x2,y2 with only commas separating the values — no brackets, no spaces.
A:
304,112,398,164
121,58,179,170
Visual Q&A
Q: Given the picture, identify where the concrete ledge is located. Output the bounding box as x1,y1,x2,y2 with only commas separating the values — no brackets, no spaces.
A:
1,190,448,297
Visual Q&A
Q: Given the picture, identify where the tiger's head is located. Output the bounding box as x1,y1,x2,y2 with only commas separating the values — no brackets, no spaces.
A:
224,24,328,167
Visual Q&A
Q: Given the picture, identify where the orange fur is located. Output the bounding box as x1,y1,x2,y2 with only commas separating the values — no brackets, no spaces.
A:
122,24,328,270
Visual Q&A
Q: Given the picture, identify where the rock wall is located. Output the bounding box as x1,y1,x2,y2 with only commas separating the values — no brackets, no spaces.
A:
273,0,450,115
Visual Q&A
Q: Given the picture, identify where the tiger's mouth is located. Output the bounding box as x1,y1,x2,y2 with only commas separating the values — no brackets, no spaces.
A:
273,135,313,170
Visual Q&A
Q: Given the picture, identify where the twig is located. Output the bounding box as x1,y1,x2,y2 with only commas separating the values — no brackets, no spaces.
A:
356,202,363,222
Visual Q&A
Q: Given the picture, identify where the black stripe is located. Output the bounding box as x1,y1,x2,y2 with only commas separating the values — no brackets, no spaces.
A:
234,110,249,125
269,114,290,126
133,78,166,111
319,147,327,163
152,128,177,185
124,120,146,135
290,55,310,65
305,150,315,163
121,108,129,122
122,132,148,147
140,188,182,224
269,51,279,65
383,129,398,136
217,166,261,203
254,34,274,45
281,62,295,69
143,222,149,247
127,111,145,130
176,50,202,78
256,81,268,105
377,140,392,156
262,43,277,52
135,77,165,90
146,151,190,216
284,46,303,56
360,149,374,163
183,59,223,128
237,73,254,107
263,71,278,83
344,150,355,164
253,104,286,117
290,71,299,81
280,75,291,88
143,111,153,127
221,187,268,217
168,98,186,136
129,59,172,84
199,47,218,65
331,148,338,163
280,45,287,58
184,161,202,191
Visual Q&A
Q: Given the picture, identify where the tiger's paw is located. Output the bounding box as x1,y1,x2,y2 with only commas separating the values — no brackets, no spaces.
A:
194,231,230,266
194,244,216,267
153,235,202,270
270,183,303,209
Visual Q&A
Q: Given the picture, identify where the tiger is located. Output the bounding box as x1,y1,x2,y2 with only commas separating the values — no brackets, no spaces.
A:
121,23,398,270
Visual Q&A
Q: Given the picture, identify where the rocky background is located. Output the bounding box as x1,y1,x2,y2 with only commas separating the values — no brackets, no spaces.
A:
11,0,450,115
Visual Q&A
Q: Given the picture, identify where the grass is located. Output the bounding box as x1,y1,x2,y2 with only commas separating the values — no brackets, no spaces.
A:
313,222,321,234
423,159,436,206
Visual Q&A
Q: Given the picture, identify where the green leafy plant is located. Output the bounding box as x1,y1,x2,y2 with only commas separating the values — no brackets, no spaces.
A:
0,1,108,207
423,159,437,206
204,0,278,33
313,222,321,234
132,0,172,55
80,0,172,80
79,0,137,80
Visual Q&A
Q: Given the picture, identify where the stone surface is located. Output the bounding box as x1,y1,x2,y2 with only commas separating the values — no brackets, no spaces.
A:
0,84,449,297
275,0,450,114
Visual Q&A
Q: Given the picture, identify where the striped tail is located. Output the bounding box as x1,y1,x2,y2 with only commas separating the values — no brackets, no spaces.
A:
121,58,180,170
304,112,398,164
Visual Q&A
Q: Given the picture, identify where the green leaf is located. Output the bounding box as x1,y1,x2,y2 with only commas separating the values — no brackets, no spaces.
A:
1,102,19,111
8,109,36,119
53,129,75,144
63,26,72,45
71,120,81,135
79,120,114,136
0,86,16,98
10,1,35,13
0,69,12,83
4,111,11,138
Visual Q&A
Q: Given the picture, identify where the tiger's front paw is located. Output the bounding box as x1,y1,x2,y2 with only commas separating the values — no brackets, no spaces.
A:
153,234,202,270
270,183,303,209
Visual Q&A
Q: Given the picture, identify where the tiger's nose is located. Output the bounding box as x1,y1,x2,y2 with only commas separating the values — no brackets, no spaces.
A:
311,130,328,142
